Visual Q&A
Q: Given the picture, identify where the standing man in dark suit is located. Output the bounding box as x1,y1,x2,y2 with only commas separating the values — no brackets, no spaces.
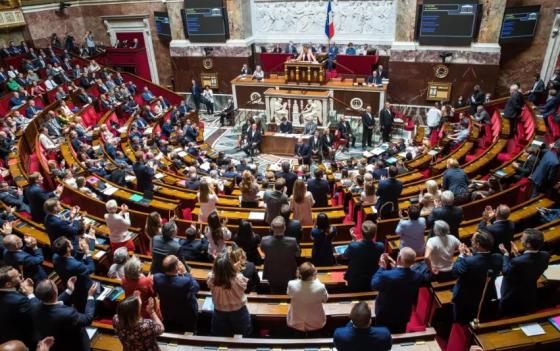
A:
23,172,62,223
0,266,37,347
479,204,515,254
52,237,95,313
371,247,424,333
452,231,502,324
498,228,550,316
469,84,485,115
33,277,97,351
153,255,200,333
191,79,202,112
530,141,560,196
280,204,303,243
375,166,402,218
361,105,375,149
133,151,155,196
307,168,330,207
309,130,323,162
427,191,464,238
333,301,392,351
294,137,311,165
503,84,525,137
343,221,385,291
3,235,47,283
338,115,355,148
242,123,262,156
43,198,82,246
276,161,297,197
379,102,394,143
261,216,300,293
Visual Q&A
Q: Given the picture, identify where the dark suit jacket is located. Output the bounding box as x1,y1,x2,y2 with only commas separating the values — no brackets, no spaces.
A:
294,143,311,162
3,248,47,283
539,96,559,117
133,162,155,193
33,294,95,351
285,218,303,243
333,322,392,351
52,254,94,312
362,112,375,130
478,219,515,253
427,205,464,238
0,189,27,210
371,267,424,329
530,150,559,189
275,170,297,196
247,130,262,145
261,235,299,290
307,178,330,207
500,251,550,315
452,252,502,324
343,240,384,291
44,213,81,244
279,121,293,133
366,75,382,85
23,183,55,222
309,136,323,153
0,290,38,346
375,178,403,214
153,273,200,331
380,108,393,130
503,91,524,119
337,121,353,139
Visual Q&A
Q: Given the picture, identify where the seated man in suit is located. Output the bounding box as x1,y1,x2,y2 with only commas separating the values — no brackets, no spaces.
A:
375,166,402,218
242,123,262,156
303,118,317,135
0,182,30,213
141,86,155,103
337,115,356,148
153,255,200,332
479,204,515,254
307,168,330,207
279,117,293,134
219,99,235,126
371,247,424,333
25,99,42,119
23,172,62,223
33,277,97,351
0,266,37,347
499,228,550,316
43,198,82,246
294,137,311,165
334,301,392,351
8,92,25,109
52,237,95,313
3,235,47,283
452,230,502,324
309,130,323,162
343,221,385,291
261,216,300,293
367,70,382,85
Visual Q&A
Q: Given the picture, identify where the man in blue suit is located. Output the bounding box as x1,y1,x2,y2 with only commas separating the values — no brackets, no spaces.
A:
52,237,95,313
0,266,37,347
530,141,560,196
376,166,402,218
307,168,330,207
295,137,311,165
43,198,82,246
25,99,42,118
0,181,30,213
367,70,382,85
3,235,47,283
23,172,62,223
275,161,297,197
191,79,202,112
371,247,424,333
479,204,515,254
452,230,502,324
141,86,155,103
153,255,200,333
343,221,385,291
333,301,392,351
133,151,155,195
33,276,97,351
499,228,550,316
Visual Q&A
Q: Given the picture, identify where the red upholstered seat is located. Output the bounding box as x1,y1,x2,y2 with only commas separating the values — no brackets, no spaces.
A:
445,323,471,351
547,115,560,140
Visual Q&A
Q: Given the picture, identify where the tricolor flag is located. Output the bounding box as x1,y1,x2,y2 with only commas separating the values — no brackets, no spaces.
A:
325,0,334,39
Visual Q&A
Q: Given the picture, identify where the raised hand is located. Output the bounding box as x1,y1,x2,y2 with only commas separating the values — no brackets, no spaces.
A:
66,276,77,292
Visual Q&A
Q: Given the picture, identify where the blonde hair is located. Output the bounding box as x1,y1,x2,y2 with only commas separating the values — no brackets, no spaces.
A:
199,179,210,203
240,170,254,194
425,180,439,196
421,192,434,206
447,158,459,168
229,247,247,271
364,181,375,197
292,179,306,203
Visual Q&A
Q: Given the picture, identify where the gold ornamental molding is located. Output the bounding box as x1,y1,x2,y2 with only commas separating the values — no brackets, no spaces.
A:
0,9,26,29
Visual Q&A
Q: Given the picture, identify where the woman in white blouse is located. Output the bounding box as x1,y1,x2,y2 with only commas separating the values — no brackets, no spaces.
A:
287,262,328,335
204,211,232,258
198,180,218,222
104,199,134,251
424,220,460,282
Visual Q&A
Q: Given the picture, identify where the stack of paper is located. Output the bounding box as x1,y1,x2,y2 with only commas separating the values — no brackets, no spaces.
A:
520,323,546,337
248,212,265,221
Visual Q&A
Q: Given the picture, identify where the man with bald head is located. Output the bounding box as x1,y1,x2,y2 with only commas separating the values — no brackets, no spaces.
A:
371,247,425,333
153,255,199,333
3,234,46,283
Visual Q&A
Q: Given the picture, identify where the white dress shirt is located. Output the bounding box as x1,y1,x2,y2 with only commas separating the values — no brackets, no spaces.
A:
287,278,328,331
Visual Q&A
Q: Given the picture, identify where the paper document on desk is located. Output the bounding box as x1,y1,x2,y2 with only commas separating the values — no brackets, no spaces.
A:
86,327,98,340
543,264,560,281
494,275,503,299
154,173,164,179
102,186,118,196
96,286,112,301
202,296,214,312
520,323,546,337
248,212,265,221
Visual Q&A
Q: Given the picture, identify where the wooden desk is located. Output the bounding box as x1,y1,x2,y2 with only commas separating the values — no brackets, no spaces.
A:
284,60,326,84
260,132,311,155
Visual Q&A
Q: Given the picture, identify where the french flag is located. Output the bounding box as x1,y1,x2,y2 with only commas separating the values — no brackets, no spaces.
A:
325,0,334,39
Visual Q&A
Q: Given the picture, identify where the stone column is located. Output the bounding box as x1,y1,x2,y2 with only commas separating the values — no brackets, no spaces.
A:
167,1,186,40
478,0,507,43
395,0,418,42
225,0,252,40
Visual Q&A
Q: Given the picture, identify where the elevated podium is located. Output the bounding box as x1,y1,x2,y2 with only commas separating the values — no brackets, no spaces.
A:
284,60,326,84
